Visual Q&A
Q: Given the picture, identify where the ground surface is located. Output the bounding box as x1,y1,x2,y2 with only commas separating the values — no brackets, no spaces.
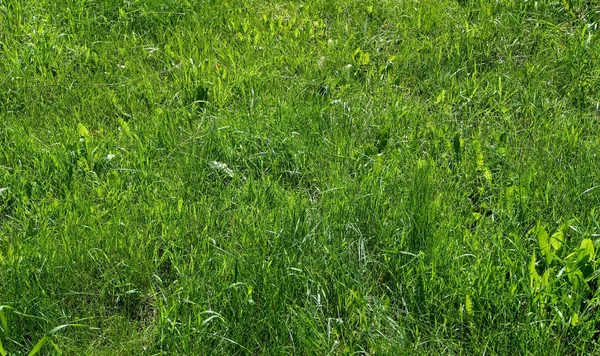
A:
1,0,600,354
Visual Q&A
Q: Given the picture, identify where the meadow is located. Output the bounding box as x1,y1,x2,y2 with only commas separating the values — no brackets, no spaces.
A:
1,0,600,354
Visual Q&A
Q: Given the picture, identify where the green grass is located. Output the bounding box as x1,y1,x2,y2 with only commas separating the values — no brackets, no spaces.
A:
1,0,600,354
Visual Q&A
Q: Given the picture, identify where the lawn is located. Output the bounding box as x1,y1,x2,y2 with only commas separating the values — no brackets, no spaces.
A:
1,0,600,354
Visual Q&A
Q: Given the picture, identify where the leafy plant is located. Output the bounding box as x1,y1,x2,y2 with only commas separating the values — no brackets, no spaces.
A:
529,222,598,327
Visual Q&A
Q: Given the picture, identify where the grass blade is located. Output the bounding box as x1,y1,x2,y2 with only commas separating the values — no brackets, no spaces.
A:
28,336,48,356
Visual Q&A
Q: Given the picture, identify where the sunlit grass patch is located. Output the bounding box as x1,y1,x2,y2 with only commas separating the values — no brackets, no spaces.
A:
1,0,600,354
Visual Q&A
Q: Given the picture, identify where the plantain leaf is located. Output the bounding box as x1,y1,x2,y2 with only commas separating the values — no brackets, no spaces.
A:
578,239,595,278
77,123,90,138
535,223,552,265
529,249,539,289
483,168,492,183
571,312,579,327
117,118,132,138
550,230,564,253
579,239,594,260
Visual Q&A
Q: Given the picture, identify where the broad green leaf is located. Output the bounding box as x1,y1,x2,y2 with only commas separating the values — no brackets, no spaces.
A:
483,168,492,183
77,123,90,138
529,249,539,289
117,118,131,137
571,312,579,326
0,339,5,356
568,269,585,292
550,230,564,252
579,239,594,260
541,268,551,290
577,239,595,278
535,223,552,264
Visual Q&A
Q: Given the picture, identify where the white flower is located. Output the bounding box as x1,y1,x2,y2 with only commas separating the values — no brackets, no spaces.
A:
210,161,234,177
106,154,115,161
318,56,326,68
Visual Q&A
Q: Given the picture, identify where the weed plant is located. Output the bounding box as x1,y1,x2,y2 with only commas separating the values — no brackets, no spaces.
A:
1,0,600,354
